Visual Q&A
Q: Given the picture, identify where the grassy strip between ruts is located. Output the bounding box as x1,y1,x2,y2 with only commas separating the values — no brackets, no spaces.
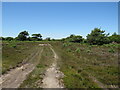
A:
20,45,54,88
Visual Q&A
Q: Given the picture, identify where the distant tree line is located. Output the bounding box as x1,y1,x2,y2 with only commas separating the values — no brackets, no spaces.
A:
61,28,120,45
1,31,50,41
1,28,120,45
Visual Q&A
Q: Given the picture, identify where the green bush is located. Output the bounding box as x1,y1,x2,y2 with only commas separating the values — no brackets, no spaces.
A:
63,43,71,47
75,48,81,53
109,32,120,43
12,45,17,48
86,28,110,45
86,49,91,53
63,43,68,47
67,48,72,52
108,48,115,53
103,44,118,48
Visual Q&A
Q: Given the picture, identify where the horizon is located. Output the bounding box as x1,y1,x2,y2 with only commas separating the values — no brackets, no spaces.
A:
2,2,118,39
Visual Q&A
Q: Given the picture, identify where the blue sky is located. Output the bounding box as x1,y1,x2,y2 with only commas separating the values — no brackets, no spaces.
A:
2,2,118,39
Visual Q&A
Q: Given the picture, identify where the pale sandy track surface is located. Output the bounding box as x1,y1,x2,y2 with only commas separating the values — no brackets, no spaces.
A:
41,46,64,88
1,63,35,88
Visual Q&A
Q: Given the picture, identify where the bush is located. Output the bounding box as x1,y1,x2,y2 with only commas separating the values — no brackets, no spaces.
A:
86,28,110,45
78,69,82,73
67,48,72,52
103,44,118,48
5,37,14,41
108,48,115,53
63,43,68,47
86,49,91,53
65,34,83,43
12,45,17,48
75,48,81,53
63,43,71,47
109,32,120,43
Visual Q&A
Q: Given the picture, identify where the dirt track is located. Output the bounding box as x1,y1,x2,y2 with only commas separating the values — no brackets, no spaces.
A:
41,46,64,88
1,63,35,88
1,44,64,88
0,48,43,88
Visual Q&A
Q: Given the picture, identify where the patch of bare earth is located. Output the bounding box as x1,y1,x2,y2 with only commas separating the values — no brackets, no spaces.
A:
41,46,64,88
0,48,43,88
1,63,35,88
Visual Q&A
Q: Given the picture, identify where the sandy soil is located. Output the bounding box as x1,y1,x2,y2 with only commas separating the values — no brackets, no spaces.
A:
1,63,35,88
41,46,64,88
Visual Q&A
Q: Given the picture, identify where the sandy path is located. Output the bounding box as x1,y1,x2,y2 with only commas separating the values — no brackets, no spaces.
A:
0,49,43,88
41,46,64,88
1,63,35,88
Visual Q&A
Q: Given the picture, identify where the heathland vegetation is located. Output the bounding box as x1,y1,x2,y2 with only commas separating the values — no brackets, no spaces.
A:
1,28,120,45
1,28,119,88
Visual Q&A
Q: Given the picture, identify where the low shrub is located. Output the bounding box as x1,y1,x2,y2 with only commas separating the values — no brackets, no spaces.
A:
63,43,68,47
108,48,115,53
86,49,91,53
67,48,72,52
12,45,17,48
63,43,71,47
75,48,81,53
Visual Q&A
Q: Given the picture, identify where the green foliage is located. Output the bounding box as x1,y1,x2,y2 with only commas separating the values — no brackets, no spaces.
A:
83,39,87,43
0,37,5,40
17,31,29,41
5,37,14,41
109,33,120,43
103,43,119,49
12,45,17,48
86,49,91,53
63,43,71,47
65,34,83,43
75,48,81,53
67,48,72,52
61,38,65,41
32,33,42,41
108,48,115,53
45,37,51,41
87,28,110,45
51,39,55,41
2,41,41,74
63,43,68,47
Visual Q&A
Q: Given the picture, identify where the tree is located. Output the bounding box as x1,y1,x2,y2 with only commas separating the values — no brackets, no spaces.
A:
45,37,51,41
32,34,42,41
5,37,14,41
109,32,120,43
51,39,55,41
65,34,83,43
17,31,29,41
86,28,110,45
70,34,75,38
0,37,5,40
69,36,83,43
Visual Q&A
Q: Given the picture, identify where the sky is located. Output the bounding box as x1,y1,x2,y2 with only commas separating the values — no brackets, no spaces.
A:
2,0,120,2
2,2,118,39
